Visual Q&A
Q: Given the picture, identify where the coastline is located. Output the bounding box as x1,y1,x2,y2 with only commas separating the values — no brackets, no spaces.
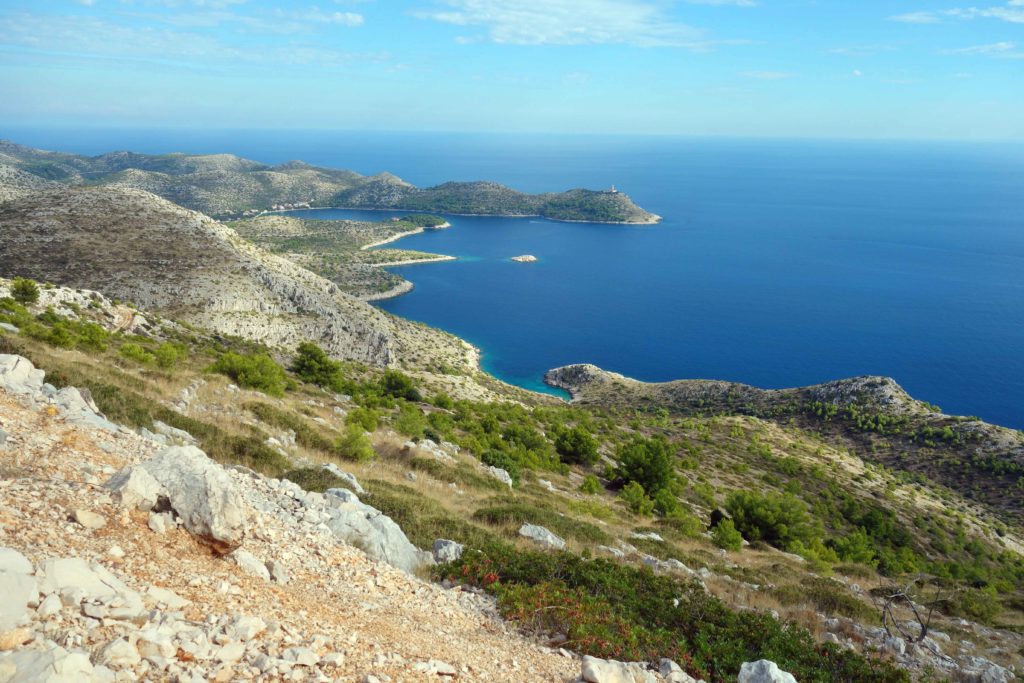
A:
370,254,456,267
270,205,660,226
358,221,451,251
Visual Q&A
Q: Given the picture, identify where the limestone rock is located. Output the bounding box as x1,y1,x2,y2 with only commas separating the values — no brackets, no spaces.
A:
0,548,37,631
580,655,657,683
97,637,141,669
0,643,101,682
104,466,164,511
0,628,32,651
323,489,430,573
485,466,513,488
518,523,566,550
72,509,106,531
231,549,271,581
659,658,699,683
0,355,45,400
432,539,464,563
738,660,798,683
320,463,365,494
139,446,247,554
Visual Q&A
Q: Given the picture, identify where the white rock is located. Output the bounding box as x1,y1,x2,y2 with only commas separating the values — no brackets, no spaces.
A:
324,491,431,573
284,647,319,667
0,548,37,631
659,658,698,683
147,511,173,534
738,660,798,683
485,466,513,488
216,641,245,664
319,463,365,494
0,355,45,399
139,446,247,554
72,509,106,530
518,524,566,550
229,615,266,641
231,550,271,582
0,643,101,682
412,659,457,676
36,594,62,618
97,638,141,670
581,655,657,683
144,586,190,609
432,539,464,563
104,466,164,511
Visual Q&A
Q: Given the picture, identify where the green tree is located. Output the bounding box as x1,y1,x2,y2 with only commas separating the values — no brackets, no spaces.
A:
614,435,675,494
10,278,40,305
712,519,744,551
619,481,655,515
209,352,288,397
555,426,600,466
290,342,347,392
335,423,376,462
580,475,603,495
725,491,818,551
380,369,422,401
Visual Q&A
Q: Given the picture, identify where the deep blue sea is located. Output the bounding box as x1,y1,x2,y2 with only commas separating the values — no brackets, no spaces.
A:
6,128,1024,428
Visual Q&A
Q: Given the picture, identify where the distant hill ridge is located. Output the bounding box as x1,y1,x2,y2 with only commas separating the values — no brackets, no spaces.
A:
0,140,660,224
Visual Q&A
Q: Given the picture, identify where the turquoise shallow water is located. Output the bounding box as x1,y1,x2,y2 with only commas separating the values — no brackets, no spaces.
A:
8,129,1024,428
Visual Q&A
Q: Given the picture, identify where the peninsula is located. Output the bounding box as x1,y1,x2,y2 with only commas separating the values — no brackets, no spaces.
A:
0,140,660,225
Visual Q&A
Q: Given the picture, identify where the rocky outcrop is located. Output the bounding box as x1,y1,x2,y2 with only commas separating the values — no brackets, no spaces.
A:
738,660,797,683
518,523,566,550
323,487,432,573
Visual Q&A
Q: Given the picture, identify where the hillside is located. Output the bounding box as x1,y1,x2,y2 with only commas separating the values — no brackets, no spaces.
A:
0,281,1021,681
0,140,659,224
0,185,483,380
546,364,1024,523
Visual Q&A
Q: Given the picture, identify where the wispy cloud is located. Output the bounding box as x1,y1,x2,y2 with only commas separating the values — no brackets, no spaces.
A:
414,0,733,48
889,1,1024,25
131,6,364,32
740,70,793,80
888,11,941,24
827,44,896,57
0,12,376,68
941,40,1024,57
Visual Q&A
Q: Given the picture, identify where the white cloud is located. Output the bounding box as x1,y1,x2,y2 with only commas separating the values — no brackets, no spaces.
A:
414,0,716,48
683,0,756,5
827,44,895,57
888,11,941,24
941,40,1024,57
740,70,793,80
852,69,863,76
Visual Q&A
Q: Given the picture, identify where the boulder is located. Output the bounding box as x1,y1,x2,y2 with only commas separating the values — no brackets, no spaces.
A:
432,539,464,563
231,549,271,582
320,463,365,494
104,466,164,511
323,489,430,573
0,548,37,632
72,509,106,531
738,660,798,683
0,355,45,399
580,656,658,683
518,523,566,550
139,446,246,554
0,643,102,682
36,558,144,620
53,387,118,432
659,658,699,683
485,466,513,488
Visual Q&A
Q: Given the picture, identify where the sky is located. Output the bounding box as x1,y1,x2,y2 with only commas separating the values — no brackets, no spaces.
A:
0,0,1022,139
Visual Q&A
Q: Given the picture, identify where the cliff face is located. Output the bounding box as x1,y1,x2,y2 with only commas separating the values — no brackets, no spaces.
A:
0,186,469,369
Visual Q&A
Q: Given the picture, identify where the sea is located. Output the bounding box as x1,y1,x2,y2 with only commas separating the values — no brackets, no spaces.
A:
7,128,1024,429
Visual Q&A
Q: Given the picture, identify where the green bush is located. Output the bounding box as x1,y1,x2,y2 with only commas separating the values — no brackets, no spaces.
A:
209,352,288,396
580,474,603,495
438,543,908,683
346,406,380,432
335,423,376,462
712,519,743,551
555,426,600,465
290,342,348,392
725,491,819,551
620,481,656,516
154,342,187,369
394,403,427,438
481,449,522,485
10,278,40,305
380,369,422,401
120,342,156,365
615,435,675,494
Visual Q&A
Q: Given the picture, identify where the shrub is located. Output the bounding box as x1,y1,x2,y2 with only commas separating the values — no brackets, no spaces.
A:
394,403,427,438
380,369,422,401
209,352,288,396
615,435,675,494
77,323,110,352
154,342,187,369
580,474,603,495
725,491,819,551
10,278,40,305
830,527,878,568
290,342,347,392
712,519,743,551
335,423,376,462
555,426,600,465
120,342,156,365
346,406,380,432
620,481,656,516
481,449,521,484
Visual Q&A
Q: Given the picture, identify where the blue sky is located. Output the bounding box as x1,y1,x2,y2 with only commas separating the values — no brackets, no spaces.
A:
0,0,1022,138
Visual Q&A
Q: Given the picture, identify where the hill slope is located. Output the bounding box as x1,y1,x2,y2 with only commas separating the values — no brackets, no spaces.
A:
0,185,476,372
0,140,659,224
